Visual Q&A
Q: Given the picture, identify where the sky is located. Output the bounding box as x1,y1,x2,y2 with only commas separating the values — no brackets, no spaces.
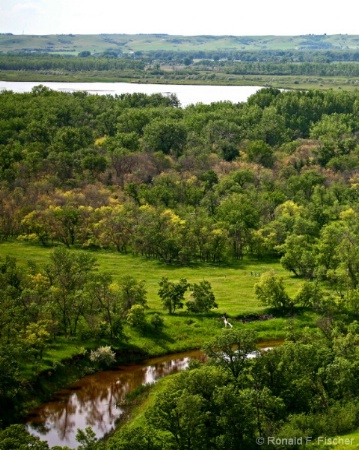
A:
1,0,358,37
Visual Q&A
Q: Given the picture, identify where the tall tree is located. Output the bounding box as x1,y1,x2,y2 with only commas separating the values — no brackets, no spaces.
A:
45,248,97,336
158,277,189,314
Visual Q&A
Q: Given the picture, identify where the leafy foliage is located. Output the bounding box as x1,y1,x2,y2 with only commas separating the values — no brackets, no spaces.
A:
186,280,218,313
254,271,293,311
89,345,116,368
158,277,189,314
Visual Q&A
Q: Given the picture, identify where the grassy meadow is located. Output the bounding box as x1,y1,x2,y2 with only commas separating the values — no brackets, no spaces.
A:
0,240,303,314
0,240,318,370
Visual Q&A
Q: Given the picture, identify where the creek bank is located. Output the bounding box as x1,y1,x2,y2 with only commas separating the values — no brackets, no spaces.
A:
18,346,148,424
20,327,283,422
25,349,205,448
19,328,284,447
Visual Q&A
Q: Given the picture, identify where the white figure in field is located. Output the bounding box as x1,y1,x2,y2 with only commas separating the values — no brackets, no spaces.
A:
222,314,233,328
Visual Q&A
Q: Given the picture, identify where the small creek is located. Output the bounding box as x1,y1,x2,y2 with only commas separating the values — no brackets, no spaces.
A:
26,342,278,448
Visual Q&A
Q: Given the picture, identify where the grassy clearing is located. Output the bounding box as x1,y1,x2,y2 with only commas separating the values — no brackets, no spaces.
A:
0,241,302,315
330,430,359,449
0,241,319,377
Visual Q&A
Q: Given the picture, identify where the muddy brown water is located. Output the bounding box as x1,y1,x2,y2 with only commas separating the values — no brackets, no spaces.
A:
26,342,279,448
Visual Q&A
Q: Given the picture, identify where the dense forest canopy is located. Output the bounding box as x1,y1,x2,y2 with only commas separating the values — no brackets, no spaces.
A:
3,86,359,448
2,86,359,265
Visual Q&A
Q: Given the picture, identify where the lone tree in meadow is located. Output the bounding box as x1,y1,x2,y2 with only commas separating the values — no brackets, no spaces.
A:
186,280,218,313
158,277,189,314
254,270,294,312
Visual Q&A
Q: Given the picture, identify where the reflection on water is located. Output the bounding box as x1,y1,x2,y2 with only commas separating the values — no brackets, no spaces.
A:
26,350,205,449
26,342,279,448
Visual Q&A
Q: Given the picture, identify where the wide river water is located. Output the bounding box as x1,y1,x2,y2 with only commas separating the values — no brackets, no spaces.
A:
25,342,277,448
0,81,263,107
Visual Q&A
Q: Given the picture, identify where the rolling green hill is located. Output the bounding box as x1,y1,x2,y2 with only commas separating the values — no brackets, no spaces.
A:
1,33,359,55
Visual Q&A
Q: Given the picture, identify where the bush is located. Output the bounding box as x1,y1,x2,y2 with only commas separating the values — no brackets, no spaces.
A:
150,313,164,330
254,270,293,311
89,346,116,368
186,280,218,313
127,305,147,330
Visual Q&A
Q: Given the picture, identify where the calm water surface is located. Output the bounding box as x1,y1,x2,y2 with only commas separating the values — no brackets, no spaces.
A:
26,350,205,448
26,342,278,448
0,81,262,107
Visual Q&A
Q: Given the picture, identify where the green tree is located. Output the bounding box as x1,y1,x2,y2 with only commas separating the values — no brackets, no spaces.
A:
45,247,97,336
246,139,274,168
84,273,123,341
0,346,23,425
126,304,147,330
0,424,50,449
150,313,164,330
277,234,317,279
158,277,189,314
294,281,325,309
106,426,162,450
93,204,134,252
254,270,293,311
133,205,184,262
76,427,100,450
145,365,230,450
81,154,107,179
78,51,91,57
217,193,259,259
119,276,147,316
142,118,187,156
22,320,51,359
147,390,208,449
202,329,257,379
186,280,218,313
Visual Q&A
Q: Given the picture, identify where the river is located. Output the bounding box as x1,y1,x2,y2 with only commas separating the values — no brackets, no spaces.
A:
26,350,205,448
0,81,263,107
25,342,277,448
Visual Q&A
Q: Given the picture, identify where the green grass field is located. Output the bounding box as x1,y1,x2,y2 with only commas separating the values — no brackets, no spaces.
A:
0,240,318,379
0,240,302,315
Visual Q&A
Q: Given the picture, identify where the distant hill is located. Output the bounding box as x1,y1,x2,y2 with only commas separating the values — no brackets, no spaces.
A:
1,33,359,55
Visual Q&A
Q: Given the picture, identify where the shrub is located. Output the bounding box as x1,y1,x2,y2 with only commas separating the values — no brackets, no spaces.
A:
127,305,147,330
150,313,164,330
89,346,116,368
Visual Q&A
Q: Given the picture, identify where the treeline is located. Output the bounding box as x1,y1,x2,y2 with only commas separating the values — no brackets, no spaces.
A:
3,51,359,78
225,61,359,77
2,87,359,269
0,54,145,71
145,49,359,63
